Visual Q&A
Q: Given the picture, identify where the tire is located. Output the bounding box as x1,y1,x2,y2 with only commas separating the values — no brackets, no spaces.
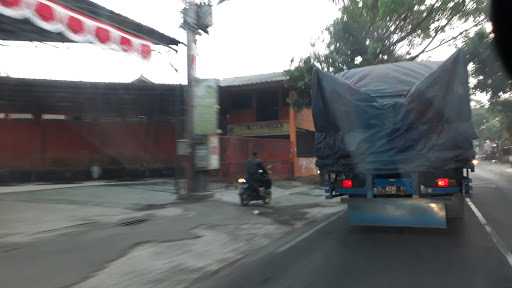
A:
240,193,250,206
263,190,272,205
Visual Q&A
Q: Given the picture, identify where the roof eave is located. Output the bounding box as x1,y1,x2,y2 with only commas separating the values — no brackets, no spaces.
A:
0,0,182,46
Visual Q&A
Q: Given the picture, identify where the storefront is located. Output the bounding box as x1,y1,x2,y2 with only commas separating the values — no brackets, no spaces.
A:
219,72,317,179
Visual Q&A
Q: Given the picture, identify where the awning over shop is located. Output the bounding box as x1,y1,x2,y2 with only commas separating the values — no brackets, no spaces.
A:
0,0,182,60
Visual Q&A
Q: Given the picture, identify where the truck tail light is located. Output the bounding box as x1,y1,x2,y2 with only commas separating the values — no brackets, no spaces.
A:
341,179,353,189
436,178,449,188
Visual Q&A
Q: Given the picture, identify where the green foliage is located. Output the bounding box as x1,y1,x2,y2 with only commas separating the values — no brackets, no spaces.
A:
464,29,512,102
489,99,512,141
466,29,512,141
287,0,488,108
320,0,487,73
472,106,502,141
472,100,512,142
284,57,316,110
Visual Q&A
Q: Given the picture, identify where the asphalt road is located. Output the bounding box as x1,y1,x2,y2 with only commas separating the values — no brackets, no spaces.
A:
0,181,337,288
194,162,512,288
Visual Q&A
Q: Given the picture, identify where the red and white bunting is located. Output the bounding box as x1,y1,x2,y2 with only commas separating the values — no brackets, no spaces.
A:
0,0,153,59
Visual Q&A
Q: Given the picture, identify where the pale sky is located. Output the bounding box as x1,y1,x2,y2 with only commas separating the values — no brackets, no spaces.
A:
0,0,476,84
0,0,342,83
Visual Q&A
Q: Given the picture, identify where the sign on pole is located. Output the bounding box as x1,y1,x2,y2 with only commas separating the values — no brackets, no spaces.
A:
208,135,220,170
193,134,220,170
192,79,219,135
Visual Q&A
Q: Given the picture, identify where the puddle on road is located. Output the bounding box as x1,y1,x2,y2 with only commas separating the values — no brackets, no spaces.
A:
252,204,322,226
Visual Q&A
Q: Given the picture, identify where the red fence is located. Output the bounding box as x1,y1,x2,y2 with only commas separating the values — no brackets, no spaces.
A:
0,120,292,183
219,136,291,181
0,119,176,180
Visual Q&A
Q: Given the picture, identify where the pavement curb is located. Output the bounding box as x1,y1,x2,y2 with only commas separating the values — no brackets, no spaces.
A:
177,192,216,201
0,179,173,195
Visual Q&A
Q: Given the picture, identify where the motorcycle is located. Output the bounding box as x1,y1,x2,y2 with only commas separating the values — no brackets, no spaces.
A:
237,169,272,206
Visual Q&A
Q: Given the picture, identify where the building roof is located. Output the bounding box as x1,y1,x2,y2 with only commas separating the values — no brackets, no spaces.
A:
220,72,288,87
132,75,154,85
0,76,184,117
0,75,179,88
0,16,69,42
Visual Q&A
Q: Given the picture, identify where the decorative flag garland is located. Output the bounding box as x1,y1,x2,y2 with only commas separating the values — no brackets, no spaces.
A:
0,0,153,59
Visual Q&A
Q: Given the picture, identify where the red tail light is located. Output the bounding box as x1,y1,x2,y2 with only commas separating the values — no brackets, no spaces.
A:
341,179,353,189
436,178,449,188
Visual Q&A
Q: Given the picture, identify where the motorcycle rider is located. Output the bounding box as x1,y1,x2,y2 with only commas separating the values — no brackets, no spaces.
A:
245,152,271,193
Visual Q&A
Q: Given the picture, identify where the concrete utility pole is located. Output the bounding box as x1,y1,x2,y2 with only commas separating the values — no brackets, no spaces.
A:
179,1,213,196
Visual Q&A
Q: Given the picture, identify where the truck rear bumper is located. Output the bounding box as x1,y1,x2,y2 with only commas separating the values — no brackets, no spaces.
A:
348,198,447,228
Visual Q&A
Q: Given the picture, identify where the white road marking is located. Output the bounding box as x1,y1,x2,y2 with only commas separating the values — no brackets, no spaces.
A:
466,198,512,267
276,209,346,254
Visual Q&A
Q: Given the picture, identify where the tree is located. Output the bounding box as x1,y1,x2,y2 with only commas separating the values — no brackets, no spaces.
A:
285,57,315,109
465,30,512,143
472,105,502,141
471,99,512,144
464,29,512,102
489,99,512,142
286,0,488,108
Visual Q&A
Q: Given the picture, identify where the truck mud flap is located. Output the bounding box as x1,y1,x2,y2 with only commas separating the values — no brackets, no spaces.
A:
348,198,447,228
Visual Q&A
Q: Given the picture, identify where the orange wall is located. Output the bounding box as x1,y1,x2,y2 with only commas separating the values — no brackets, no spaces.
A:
296,108,315,131
279,106,290,121
295,157,317,177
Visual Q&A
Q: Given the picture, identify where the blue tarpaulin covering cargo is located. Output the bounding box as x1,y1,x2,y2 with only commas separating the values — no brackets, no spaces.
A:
312,50,477,173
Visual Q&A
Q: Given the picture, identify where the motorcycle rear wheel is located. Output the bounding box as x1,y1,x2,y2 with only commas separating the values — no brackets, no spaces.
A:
240,193,250,206
263,190,272,205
